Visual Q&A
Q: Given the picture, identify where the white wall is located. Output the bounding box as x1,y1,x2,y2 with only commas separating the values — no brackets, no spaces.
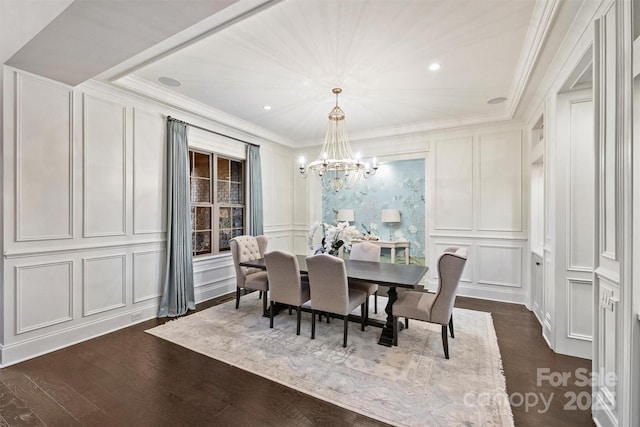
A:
0,67,295,367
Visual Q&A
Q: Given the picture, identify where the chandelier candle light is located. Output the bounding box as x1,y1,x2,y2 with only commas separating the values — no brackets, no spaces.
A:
298,88,378,191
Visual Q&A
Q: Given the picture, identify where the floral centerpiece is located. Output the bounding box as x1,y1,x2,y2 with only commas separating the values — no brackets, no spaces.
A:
308,221,363,255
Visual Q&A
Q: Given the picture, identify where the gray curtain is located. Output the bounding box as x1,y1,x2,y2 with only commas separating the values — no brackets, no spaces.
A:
247,144,264,235
158,119,195,317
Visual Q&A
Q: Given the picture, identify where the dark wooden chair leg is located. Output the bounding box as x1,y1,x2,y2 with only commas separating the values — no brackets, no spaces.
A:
235,287,241,309
289,306,293,315
441,325,449,359
374,291,378,313
449,316,454,338
343,317,348,347
258,291,262,299
269,301,274,328
311,310,316,339
405,318,409,329
327,313,330,324
296,307,302,335
360,303,365,331
392,315,399,346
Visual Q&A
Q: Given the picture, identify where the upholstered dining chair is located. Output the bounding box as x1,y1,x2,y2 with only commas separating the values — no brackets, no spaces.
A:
306,254,367,347
348,242,380,317
264,250,310,335
230,235,269,313
391,247,467,359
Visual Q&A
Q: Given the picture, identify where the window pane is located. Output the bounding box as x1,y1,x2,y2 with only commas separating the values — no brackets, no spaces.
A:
191,178,210,203
195,207,211,230
194,231,211,255
230,183,242,204
232,228,243,238
191,207,195,228
231,161,242,182
217,158,230,180
232,208,243,228
219,207,231,229
217,181,229,203
193,152,210,178
219,229,231,251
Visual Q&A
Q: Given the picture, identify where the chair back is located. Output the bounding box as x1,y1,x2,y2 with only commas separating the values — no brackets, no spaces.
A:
265,251,302,305
430,248,467,324
230,235,268,287
349,242,381,262
306,254,349,314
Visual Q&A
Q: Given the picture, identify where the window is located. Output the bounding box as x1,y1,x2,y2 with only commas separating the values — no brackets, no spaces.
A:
190,150,244,256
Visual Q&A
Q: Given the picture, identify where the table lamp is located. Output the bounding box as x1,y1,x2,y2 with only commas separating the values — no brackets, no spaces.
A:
337,209,355,223
381,209,401,240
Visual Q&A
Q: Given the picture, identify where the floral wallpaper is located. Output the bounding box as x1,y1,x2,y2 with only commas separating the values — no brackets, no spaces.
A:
322,158,426,259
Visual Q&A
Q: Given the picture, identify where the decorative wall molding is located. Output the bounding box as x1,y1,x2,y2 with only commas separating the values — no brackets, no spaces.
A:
82,93,127,237
82,254,127,316
15,260,73,334
132,249,165,303
433,137,473,231
15,72,74,242
566,278,593,341
3,239,166,259
477,244,523,288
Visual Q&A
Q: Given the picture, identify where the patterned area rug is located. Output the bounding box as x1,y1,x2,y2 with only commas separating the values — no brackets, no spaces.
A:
146,296,513,426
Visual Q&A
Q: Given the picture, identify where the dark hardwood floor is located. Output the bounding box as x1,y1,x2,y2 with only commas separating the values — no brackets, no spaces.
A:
0,295,594,426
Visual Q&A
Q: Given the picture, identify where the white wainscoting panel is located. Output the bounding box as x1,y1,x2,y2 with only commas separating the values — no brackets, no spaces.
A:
16,73,73,241
597,275,619,413
433,137,473,231
16,261,73,333
567,278,593,341
133,109,166,234
432,242,472,283
477,244,522,288
261,147,293,231
193,256,236,302
477,131,523,232
133,249,165,303
83,94,126,237
569,100,595,270
83,254,126,316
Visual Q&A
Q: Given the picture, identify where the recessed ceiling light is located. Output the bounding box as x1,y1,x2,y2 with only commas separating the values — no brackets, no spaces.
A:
263,105,272,111
487,97,507,104
158,76,181,87
429,63,441,71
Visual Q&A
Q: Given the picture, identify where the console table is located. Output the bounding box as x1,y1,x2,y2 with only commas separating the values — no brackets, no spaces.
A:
351,240,410,264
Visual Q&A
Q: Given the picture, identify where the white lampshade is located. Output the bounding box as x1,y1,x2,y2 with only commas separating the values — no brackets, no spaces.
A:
337,209,355,222
381,209,401,223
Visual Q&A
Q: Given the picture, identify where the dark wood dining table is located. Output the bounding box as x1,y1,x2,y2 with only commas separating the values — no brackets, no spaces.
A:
240,255,429,347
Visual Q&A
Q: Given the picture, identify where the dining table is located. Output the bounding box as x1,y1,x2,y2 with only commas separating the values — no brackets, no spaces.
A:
239,255,429,347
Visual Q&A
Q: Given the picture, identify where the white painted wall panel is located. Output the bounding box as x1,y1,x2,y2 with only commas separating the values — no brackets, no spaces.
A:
16,73,72,241
603,8,617,259
433,137,473,230
477,244,522,288
83,254,126,316
133,249,164,303
16,261,73,333
133,108,166,234
478,131,522,232
569,100,595,270
567,278,592,340
83,94,126,236
432,242,472,283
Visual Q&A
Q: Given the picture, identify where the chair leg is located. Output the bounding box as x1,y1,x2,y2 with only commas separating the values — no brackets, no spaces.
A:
258,291,262,299
449,316,455,338
393,315,399,346
262,292,268,315
441,325,449,359
374,291,378,313
360,303,365,331
296,307,302,335
269,301,274,328
405,318,409,329
311,310,316,339
235,287,241,309
343,317,348,347
327,313,330,324
289,306,293,315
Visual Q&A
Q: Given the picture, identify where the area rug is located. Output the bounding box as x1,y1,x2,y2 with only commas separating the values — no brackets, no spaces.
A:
146,296,513,426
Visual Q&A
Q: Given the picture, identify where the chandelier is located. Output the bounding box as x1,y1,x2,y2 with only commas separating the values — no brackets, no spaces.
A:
298,88,378,191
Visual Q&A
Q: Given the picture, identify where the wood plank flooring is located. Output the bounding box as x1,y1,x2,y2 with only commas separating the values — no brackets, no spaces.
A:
0,295,594,426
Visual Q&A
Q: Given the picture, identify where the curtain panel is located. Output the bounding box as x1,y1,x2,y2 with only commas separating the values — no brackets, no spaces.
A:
158,119,195,317
247,144,264,236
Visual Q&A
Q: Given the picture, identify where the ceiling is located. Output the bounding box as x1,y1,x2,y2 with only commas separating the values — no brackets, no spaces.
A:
5,0,586,148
